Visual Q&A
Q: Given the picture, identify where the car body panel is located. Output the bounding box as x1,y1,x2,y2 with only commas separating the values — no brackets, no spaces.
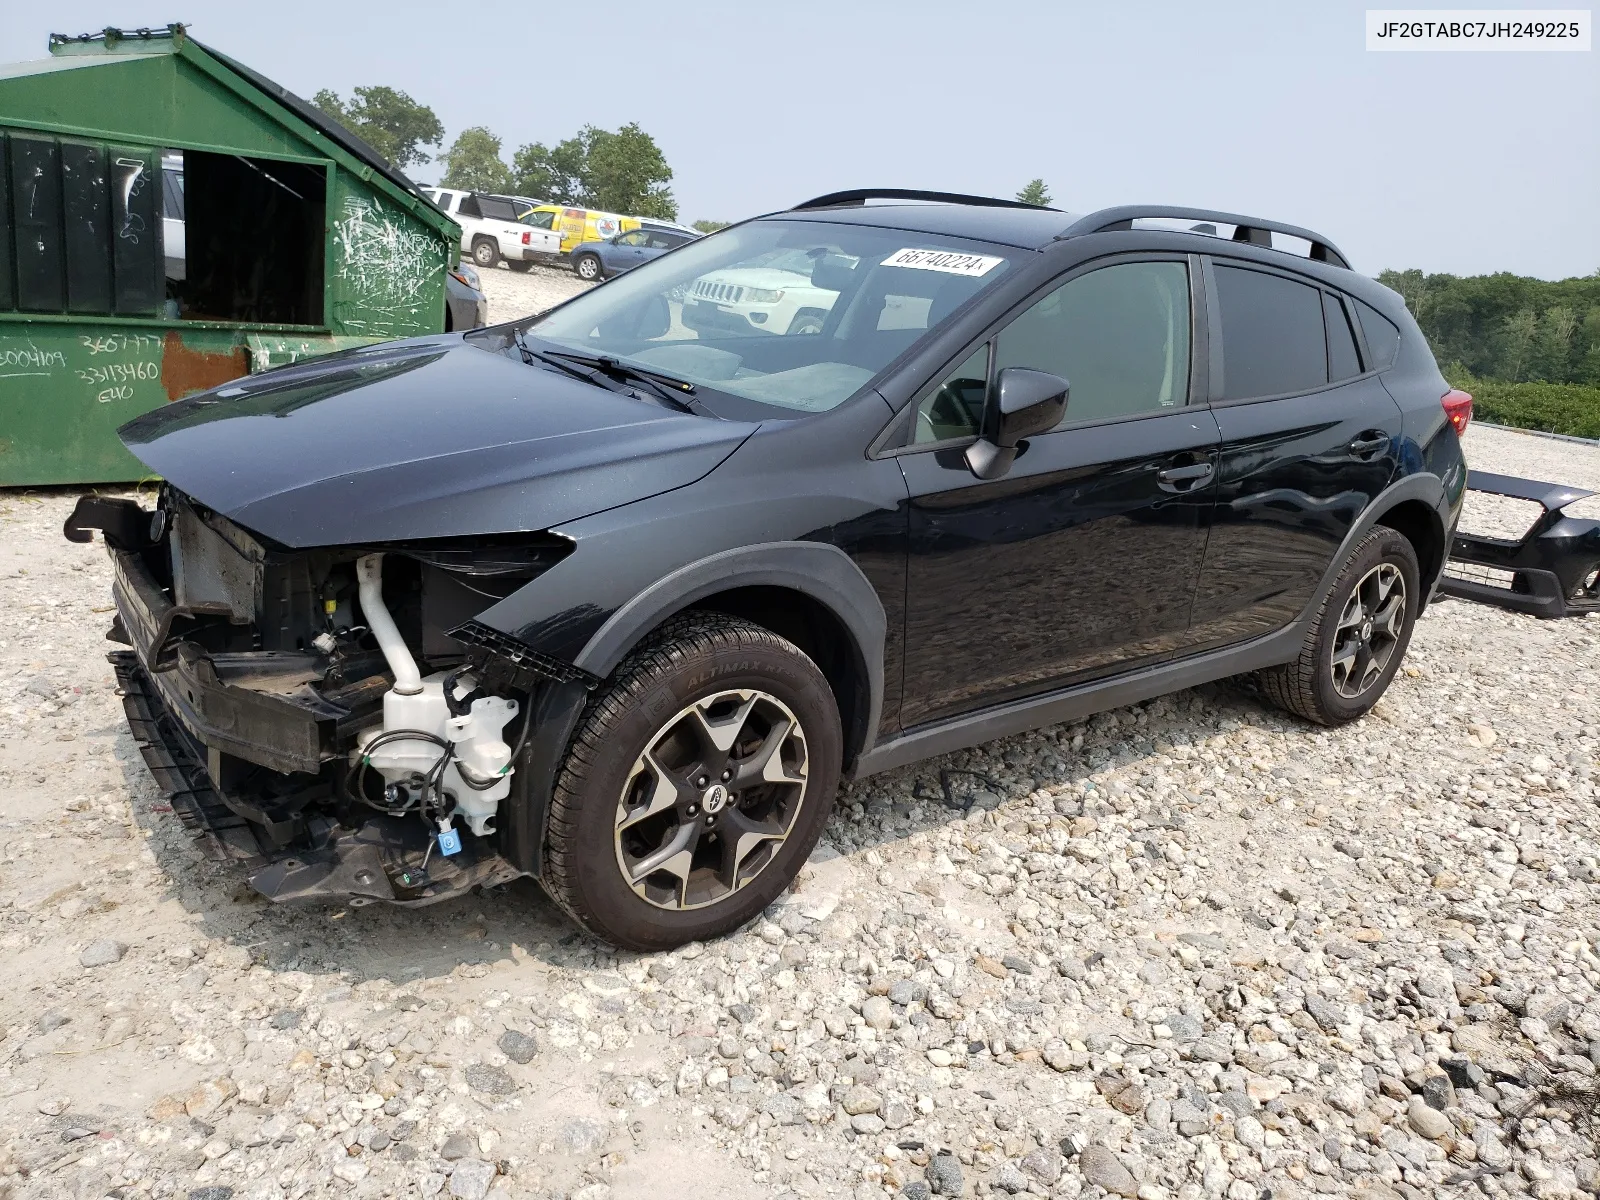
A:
897,407,1223,726
117,339,756,547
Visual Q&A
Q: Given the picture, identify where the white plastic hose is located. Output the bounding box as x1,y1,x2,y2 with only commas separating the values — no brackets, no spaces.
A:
356,553,422,695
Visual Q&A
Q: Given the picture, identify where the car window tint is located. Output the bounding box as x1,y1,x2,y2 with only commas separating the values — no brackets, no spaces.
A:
647,233,675,249
1353,298,1402,370
521,210,555,230
993,260,1190,423
1213,265,1327,400
1324,292,1362,381
914,344,990,443
617,231,646,245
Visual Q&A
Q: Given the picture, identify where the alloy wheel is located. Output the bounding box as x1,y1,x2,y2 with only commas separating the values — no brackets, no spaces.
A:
613,689,809,911
1329,562,1406,699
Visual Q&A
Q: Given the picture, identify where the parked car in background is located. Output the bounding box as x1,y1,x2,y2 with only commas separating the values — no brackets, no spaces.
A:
520,204,637,255
680,245,848,336
444,261,487,331
422,187,561,271
570,225,698,281
161,152,185,282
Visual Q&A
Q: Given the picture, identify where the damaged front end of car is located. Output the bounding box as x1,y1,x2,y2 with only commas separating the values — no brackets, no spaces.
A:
67,488,595,908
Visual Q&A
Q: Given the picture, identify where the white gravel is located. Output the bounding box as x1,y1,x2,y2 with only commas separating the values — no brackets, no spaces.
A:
0,425,1597,1200
476,262,591,326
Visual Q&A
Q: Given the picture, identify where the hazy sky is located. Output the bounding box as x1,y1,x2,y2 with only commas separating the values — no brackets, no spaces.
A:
5,1,1595,280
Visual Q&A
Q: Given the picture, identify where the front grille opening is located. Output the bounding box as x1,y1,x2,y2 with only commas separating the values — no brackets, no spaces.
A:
1443,560,1517,591
1575,566,1600,604
1456,492,1544,542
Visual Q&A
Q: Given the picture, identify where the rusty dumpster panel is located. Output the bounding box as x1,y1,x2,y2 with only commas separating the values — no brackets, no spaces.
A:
0,324,246,485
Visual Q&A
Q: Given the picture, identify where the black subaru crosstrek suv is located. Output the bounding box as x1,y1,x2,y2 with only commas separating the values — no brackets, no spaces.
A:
67,190,1470,950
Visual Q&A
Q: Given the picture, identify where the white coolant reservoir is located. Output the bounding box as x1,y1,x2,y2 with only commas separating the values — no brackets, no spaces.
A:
361,672,518,836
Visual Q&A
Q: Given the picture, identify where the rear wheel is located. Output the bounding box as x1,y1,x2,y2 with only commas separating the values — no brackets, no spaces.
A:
543,613,842,951
574,253,603,282
471,238,499,268
1258,527,1419,725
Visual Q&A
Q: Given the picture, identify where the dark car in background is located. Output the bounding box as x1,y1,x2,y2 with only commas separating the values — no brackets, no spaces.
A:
68,189,1469,952
571,222,698,281
444,261,487,332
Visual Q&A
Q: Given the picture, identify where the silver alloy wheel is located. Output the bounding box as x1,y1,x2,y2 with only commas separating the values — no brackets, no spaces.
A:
1329,562,1406,698
613,688,809,911
576,256,601,280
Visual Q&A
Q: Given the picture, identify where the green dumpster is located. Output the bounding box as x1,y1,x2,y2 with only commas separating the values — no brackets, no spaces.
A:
0,24,461,486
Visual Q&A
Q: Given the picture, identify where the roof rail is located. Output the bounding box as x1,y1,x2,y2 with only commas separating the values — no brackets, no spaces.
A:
793,188,1054,212
1059,206,1350,269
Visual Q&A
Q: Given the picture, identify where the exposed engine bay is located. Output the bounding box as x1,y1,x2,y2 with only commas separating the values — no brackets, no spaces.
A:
67,487,578,907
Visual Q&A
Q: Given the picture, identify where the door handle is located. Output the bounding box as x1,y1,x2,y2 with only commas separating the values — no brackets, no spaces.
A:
1348,433,1389,459
1156,461,1215,491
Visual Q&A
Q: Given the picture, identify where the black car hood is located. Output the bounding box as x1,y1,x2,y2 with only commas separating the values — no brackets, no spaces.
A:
119,338,755,548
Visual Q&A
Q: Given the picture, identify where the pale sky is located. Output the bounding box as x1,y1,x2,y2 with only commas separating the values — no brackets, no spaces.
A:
4,0,1595,280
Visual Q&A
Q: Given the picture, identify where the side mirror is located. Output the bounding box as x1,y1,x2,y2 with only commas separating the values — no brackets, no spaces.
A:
964,367,1068,481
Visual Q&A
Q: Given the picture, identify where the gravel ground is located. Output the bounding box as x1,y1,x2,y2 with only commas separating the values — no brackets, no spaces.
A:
0,425,1597,1200
476,262,591,325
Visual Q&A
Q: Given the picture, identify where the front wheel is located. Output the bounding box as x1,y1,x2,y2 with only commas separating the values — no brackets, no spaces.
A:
543,613,842,951
471,238,499,269
1258,526,1420,725
573,254,603,282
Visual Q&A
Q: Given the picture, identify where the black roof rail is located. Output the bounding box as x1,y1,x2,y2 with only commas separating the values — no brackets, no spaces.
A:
1059,205,1350,269
793,188,1055,212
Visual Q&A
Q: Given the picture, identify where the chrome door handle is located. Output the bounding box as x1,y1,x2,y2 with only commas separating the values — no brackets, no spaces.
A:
1156,461,1215,491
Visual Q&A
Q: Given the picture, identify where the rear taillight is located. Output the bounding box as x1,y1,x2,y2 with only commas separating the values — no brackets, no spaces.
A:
1442,389,1473,436
521,232,531,245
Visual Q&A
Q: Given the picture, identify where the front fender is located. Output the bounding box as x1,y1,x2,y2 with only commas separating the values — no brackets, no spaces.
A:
574,540,887,752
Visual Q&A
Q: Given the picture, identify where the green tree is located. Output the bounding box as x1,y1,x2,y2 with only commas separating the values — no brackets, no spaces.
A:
510,123,676,218
1503,308,1539,382
1015,178,1053,207
440,126,511,193
311,86,442,171
692,220,730,234
510,135,588,205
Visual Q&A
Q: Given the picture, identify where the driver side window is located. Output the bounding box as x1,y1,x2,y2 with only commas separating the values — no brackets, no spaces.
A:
914,344,990,443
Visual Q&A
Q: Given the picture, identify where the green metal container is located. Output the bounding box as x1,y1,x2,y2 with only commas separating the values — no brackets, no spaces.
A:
0,25,460,485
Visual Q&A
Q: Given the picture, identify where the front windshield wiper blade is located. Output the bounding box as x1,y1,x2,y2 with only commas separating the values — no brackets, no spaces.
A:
539,350,701,412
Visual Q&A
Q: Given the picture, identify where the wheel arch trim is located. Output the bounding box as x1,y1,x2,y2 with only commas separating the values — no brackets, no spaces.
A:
572,541,887,759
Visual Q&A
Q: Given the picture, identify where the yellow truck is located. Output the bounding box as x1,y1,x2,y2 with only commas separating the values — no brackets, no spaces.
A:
519,205,640,255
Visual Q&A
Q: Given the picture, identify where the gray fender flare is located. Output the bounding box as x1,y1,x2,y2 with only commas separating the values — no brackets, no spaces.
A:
573,541,887,756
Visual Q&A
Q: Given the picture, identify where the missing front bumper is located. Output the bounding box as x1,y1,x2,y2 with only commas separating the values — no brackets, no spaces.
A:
114,650,522,906
1439,469,1600,619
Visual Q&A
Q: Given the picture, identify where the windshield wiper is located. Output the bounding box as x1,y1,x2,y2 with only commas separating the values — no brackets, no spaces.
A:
539,349,700,413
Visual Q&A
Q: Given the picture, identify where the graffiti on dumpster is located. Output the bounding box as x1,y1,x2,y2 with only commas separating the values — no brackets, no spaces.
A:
331,194,441,339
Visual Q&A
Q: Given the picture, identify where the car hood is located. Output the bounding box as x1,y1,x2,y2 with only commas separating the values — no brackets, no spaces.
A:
694,268,827,292
118,337,755,548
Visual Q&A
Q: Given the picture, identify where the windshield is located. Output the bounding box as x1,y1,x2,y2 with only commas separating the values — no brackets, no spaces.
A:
525,219,1014,414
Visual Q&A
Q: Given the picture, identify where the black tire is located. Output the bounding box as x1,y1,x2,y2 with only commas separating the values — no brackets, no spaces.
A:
788,307,827,335
507,259,535,273
1258,527,1420,726
471,238,499,268
543,613,842,951
573,253,603,282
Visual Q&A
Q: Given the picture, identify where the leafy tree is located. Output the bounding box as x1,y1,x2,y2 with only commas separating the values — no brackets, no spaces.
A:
510,123,677,218
511,136,587,205
1503,308,1538,382
692,220,730,234
1016,178,1053,207
440,127,511,193
311,86,442,171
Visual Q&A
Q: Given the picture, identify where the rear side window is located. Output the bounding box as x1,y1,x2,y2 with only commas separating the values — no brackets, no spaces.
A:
1213,264,1327,400
478,197,519,221
1353,298,1402,370
1324,292,1362,381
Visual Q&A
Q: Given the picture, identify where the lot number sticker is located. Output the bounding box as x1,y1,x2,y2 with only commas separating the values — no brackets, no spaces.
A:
881,247,1004,276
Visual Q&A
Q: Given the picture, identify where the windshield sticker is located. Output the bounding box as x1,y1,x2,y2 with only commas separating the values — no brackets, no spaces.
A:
881,248,1004,276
